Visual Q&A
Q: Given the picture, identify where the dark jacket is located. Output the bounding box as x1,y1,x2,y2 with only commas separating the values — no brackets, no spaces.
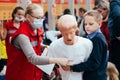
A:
71,32,108,80
108,0,120,73
108,0,120,41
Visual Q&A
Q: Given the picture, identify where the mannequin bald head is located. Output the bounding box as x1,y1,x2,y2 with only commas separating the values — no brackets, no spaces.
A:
57,14,78,31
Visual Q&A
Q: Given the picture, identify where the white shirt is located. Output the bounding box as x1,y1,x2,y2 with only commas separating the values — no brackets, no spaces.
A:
48,36,93,80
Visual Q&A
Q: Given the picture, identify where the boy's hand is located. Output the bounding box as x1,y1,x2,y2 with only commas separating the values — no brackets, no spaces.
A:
61,65,71,71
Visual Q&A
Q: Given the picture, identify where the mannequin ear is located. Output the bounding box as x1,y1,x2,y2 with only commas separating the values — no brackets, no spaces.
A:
25,14,29,19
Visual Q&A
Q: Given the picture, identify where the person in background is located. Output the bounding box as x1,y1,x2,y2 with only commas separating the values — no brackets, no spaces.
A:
0,6,25,80
62,10,108,80
77,7,87,37
108,0,120,79
43,11,49,32
0,6,24,40
9,4,72,80
74,8,78,21
107,62,119,80
42,11,62,45
57,8,71,19
0,41,7,80
0,21,7,80
42,11,52,45
63,8,71,15
96,0,110,51
94,0,101,6
77,8,87,27
47,14,93,80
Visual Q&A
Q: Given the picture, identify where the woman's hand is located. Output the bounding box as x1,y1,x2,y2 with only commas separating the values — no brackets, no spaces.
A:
41,43,49,52
0,22,7,40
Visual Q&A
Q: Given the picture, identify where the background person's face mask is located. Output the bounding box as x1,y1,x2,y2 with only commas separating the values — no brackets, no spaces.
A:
33,19,43,29
15,17,25,22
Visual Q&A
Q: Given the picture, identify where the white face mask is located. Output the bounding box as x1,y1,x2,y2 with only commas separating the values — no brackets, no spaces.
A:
33,19,43,29
15,17,25,22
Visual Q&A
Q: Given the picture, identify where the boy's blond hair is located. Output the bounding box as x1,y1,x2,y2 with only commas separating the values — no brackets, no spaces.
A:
84,10,103,23
107,62,119,80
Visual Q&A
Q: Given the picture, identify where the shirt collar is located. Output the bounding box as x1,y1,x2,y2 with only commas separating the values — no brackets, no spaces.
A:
87,29,101,39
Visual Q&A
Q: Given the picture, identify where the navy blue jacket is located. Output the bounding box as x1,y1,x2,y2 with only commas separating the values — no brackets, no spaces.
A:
70,32,108,80
108,0,120,41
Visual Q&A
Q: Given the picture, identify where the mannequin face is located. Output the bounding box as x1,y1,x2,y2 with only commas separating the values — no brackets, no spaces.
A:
60,27,77,45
